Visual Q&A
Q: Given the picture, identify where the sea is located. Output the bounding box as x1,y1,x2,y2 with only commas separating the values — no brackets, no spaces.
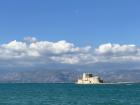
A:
0,83,139,105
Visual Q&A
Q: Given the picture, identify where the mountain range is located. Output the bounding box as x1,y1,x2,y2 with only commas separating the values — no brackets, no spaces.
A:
0,69,139,83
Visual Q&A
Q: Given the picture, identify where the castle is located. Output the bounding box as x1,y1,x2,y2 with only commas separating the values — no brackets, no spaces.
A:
76,73,103,84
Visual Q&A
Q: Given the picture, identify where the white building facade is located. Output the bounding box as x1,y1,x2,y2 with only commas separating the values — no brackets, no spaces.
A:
76,73,103,84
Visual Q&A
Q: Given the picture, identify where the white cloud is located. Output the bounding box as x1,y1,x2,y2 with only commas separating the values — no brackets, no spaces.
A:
2,40,27,51
50,55,80,64
29,40,81,54
0,37,140,67
95,43,138,55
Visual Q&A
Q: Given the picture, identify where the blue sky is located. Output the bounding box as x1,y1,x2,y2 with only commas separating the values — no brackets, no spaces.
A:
1,0,140,46
1,0,140,71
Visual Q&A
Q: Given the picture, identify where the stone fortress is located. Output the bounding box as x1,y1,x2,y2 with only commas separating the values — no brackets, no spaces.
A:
76,73,103,84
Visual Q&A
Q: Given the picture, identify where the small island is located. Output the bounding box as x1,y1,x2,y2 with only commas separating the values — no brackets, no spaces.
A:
76,73,103,84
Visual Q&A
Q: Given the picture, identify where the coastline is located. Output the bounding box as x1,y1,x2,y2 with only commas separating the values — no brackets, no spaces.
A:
0,82,139,84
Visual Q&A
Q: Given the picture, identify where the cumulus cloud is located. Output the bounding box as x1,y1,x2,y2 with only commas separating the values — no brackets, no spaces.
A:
96,43,138,55
0,37,140,68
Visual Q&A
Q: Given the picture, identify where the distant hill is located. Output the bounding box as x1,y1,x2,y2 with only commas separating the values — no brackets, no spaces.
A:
0,69,139,83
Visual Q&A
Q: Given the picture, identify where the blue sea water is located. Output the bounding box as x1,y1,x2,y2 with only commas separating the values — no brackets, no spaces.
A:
0,83,139,105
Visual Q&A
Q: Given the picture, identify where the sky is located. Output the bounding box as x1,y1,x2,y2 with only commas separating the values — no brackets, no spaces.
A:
0,0,140,46
1,0,140,71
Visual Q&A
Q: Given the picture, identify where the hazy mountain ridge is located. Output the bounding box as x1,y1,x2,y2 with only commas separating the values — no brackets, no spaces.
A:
0,69,139,83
